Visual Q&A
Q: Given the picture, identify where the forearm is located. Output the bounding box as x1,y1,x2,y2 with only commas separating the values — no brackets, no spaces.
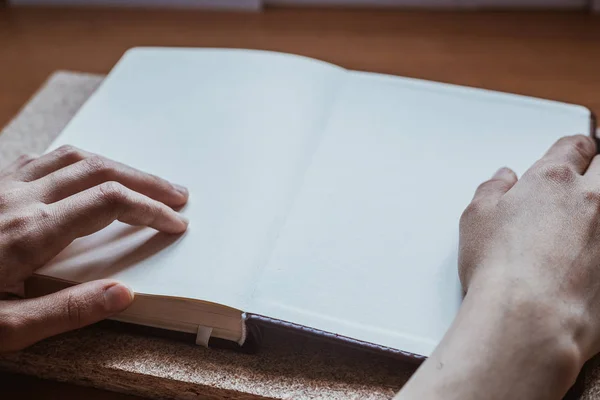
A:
396,271,584,400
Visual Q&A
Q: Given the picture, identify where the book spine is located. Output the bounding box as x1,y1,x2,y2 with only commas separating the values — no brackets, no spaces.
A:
244,313,426,363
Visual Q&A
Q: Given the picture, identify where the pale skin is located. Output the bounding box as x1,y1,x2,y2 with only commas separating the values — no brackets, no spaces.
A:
0,137,598,399
397,134,600,399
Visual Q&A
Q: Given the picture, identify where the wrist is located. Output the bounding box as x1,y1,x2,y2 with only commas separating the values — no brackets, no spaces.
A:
398,268,587,400
467,268,587,387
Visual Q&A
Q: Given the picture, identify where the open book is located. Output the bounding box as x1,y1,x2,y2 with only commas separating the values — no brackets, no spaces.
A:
28,48,595,360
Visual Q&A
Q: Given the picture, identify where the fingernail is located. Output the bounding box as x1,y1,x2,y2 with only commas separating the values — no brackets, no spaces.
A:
104,283,134,312
179,214,190,226
172,183,189,197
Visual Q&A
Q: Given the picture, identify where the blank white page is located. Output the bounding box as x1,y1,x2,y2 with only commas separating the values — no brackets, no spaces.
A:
39,48,343,309
250,70,593,357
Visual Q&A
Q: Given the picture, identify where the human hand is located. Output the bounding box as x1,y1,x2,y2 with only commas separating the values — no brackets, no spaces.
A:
398,134,600,400
459,134,600,363
0,145,188,352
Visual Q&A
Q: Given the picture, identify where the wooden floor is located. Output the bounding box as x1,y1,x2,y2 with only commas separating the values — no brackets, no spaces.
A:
1,5,600,399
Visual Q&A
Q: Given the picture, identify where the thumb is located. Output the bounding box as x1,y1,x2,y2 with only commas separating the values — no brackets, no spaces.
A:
0,280,133,352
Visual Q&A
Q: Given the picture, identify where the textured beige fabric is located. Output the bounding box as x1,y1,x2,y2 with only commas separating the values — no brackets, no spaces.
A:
0,71,597,400
0,71,104,168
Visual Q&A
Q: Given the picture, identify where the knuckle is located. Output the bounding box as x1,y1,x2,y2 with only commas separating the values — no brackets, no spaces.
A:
84,155,112,178
460,201,484,224
53,145,84,163
476,178,510,194
31,204,55,232
65,292,83,328
492,179,512,193
34,204,53,220
583,190,600,207
538,163,575,185
475,181,491,193
4,205,52,232
98,181,125,200
6,213,31,231
97,181,128,209
567,134,596,159
16,154,36,164
128,195,160,226
138,198,156,217
141,207,159,227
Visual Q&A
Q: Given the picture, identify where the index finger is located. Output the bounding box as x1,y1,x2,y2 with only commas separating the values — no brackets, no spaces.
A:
33,155,189,207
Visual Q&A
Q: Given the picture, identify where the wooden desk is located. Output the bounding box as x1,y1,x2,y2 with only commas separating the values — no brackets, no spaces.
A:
2,7,600,129
1,372,142,399
1,6,600,399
